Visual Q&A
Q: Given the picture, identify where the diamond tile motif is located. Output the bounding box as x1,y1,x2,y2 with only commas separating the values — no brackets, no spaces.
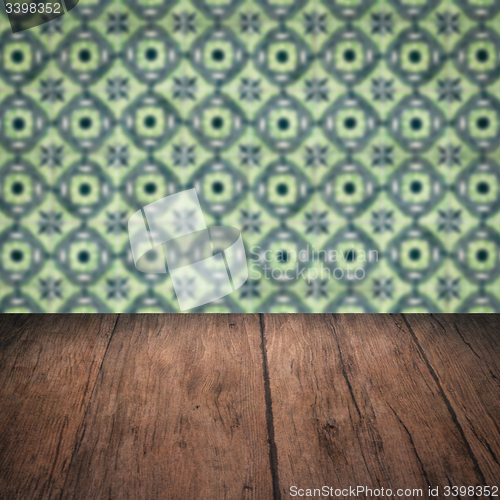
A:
0,0,499,312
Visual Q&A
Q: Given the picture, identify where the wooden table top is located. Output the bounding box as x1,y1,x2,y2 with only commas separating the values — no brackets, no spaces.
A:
0,314,499,499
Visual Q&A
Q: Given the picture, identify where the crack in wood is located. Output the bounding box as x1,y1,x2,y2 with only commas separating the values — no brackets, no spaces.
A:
259,314,282,500
401,314,489,491
58,314,121,500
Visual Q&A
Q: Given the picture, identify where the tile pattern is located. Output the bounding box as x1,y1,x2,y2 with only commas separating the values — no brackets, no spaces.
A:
0,0,500,312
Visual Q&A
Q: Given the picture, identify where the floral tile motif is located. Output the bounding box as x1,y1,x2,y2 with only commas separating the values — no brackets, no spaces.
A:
0,0,500,312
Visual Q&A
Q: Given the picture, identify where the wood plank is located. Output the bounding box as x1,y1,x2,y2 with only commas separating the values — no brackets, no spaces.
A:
62,314,272,500
0,314,118,500
402,313,500,485
263,314,487,498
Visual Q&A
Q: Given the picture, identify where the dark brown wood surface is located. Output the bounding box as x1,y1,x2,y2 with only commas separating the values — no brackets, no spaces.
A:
0,314,498,500
0,315,118,500
61,314,272,500
401,315,500,486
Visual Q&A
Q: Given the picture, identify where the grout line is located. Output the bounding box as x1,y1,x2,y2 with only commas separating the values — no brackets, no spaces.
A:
400,313,490,495
259,313,282,500
55,313,120,500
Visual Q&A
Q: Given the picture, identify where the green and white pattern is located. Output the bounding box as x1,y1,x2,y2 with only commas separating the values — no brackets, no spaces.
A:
0,0,500,312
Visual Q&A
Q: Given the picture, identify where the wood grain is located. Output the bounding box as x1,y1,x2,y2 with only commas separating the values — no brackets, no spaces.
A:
0,314,499,500
263,314,490,498
62,314,273,500
402,314,500,485
0,314,118,500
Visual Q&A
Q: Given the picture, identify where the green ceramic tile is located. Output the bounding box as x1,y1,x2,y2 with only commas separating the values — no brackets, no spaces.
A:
0,0,500,312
